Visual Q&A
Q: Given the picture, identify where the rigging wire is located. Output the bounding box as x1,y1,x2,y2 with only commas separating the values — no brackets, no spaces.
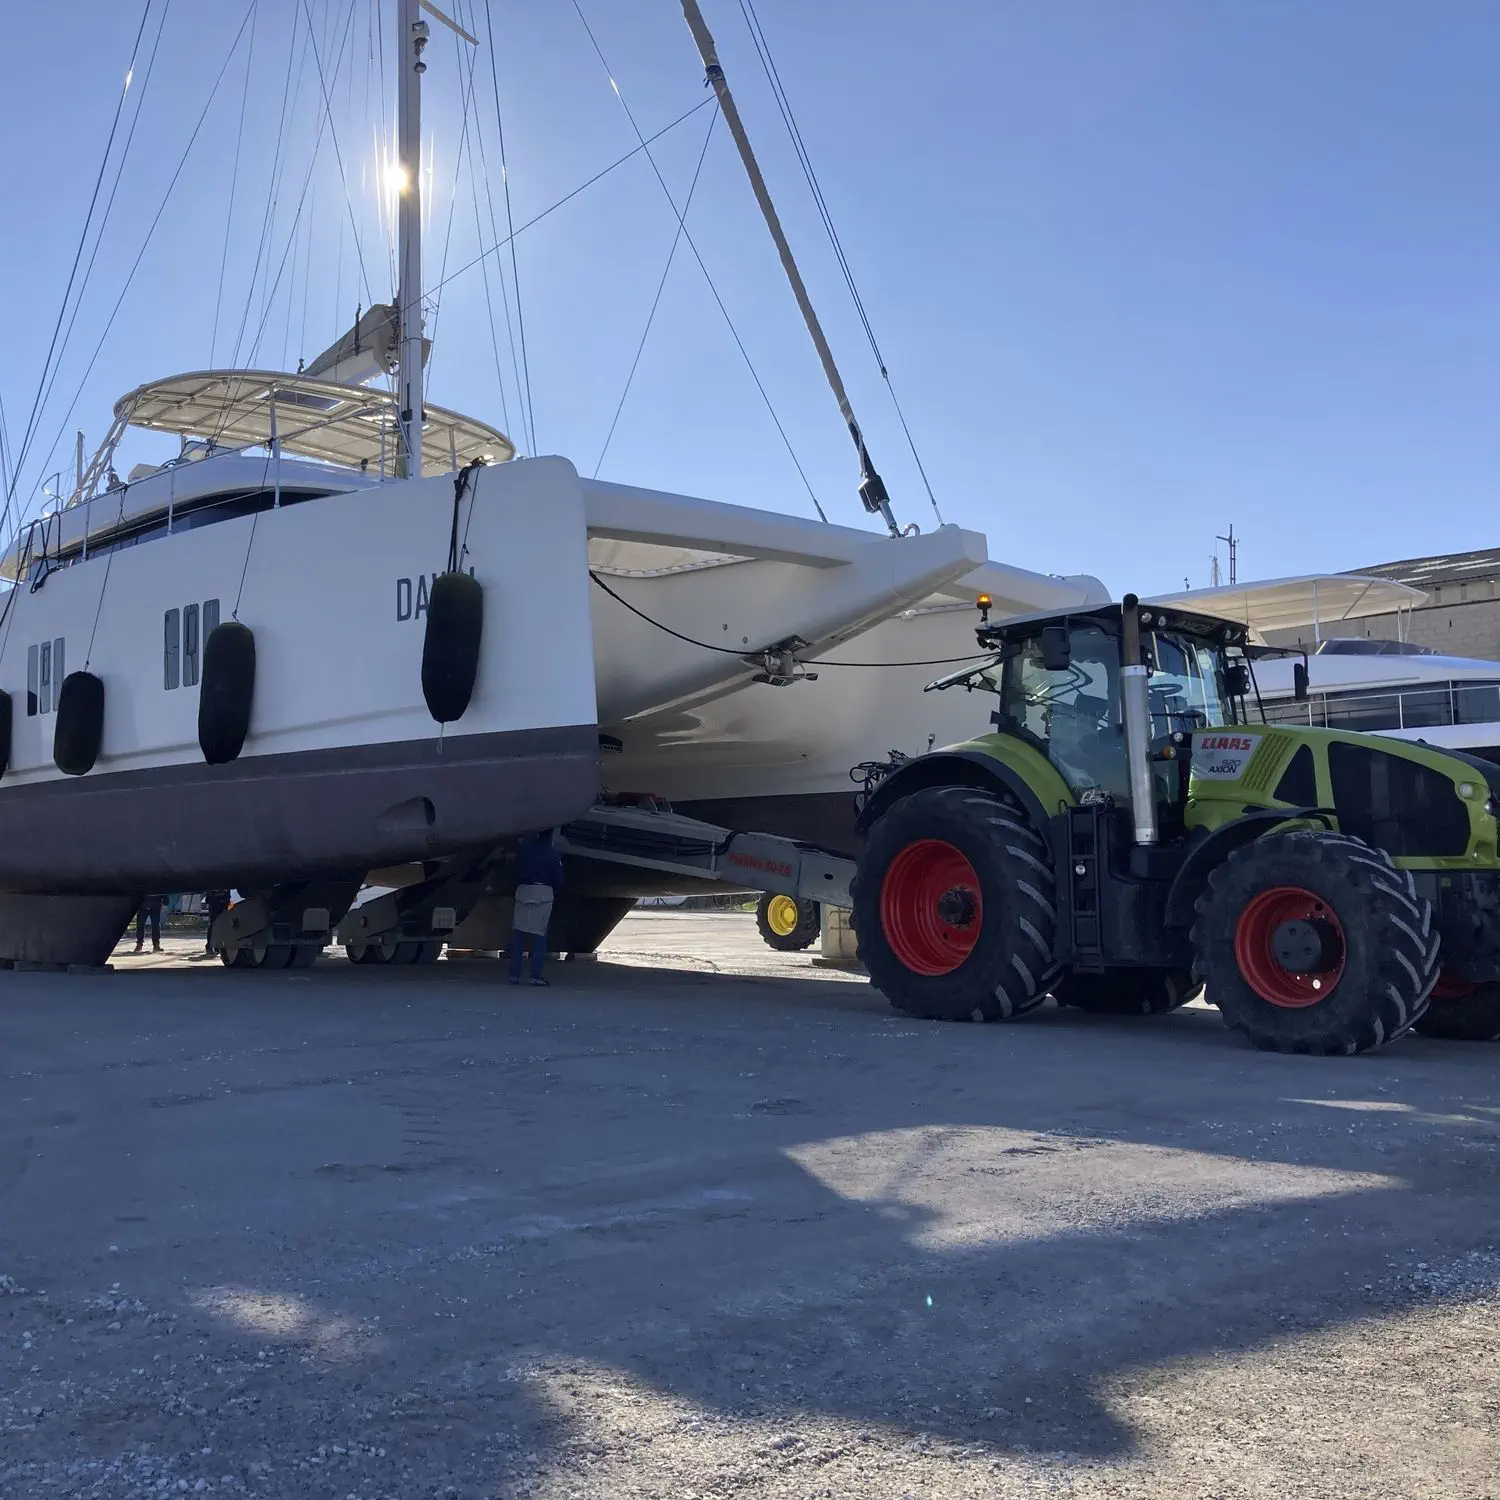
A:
423,96,713,300
244,0,360,369
465,82,514,436
481,0,537,455
28,0,174,475
298,0,374,310
423,16,486,394
458,0,524,445
567,0,826,522
593,105,718,479
736,0,945,528
18,0,261,538
224,0,307,371
1,0,157,536
210,0,259,365
588,570,990,668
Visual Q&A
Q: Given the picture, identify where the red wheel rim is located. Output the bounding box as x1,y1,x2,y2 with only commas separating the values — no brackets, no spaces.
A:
880,838,984,976
1431,970,1480,1001
1233,886,1345,1008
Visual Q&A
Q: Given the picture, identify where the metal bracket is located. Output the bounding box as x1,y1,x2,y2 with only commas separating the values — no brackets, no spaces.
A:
747,637,818,687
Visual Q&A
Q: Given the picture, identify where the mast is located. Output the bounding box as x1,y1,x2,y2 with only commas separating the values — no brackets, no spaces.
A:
395,0,429,479
678,0,901,538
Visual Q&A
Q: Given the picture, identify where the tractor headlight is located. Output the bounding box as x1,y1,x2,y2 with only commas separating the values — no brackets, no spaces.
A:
1487,796,1498,819
1459,782,1478,799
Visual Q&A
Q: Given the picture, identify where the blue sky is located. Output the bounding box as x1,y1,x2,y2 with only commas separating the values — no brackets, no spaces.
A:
3,0,1497,595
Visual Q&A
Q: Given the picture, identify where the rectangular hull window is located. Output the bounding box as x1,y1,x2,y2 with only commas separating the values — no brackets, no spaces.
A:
53,637,64,698
26,644,37,717
39,641,51,716
164,608,180,690
204,597,220,636
183,604,200,687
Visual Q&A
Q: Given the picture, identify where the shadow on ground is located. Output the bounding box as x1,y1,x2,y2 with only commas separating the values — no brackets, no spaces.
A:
1,948,1498,1494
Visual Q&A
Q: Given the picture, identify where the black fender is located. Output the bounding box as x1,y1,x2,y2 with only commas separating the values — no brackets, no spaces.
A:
1163,807,1335,929
856,751,1052,838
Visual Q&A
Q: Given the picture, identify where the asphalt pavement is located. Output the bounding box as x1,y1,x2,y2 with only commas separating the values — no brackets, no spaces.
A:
2,911,1499,1498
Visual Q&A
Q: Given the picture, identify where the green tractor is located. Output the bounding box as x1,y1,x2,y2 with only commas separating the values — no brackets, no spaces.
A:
851,593,1500,1053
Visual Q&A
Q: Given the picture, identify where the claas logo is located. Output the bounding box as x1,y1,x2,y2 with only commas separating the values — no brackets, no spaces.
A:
1198,735,1256,752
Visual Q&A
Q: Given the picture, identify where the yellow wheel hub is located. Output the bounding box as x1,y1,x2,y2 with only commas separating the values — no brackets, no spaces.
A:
766,894,802,937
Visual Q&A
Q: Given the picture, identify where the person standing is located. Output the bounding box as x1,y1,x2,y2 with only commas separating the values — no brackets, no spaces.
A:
133,895,164,954
508,831,564,986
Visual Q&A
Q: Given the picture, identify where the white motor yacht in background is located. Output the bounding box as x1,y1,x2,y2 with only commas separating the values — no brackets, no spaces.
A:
1146,574,1500,761
1252,640,1500,762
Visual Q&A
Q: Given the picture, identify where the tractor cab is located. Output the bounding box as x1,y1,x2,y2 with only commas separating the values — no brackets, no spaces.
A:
929,599,1256,831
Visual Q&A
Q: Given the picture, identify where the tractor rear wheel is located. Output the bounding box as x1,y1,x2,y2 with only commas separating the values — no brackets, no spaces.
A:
1192,831,1438,1055
851,785,1057,1022
1052,967,1201,1015
756,893,821,952
1413,975,1500,1041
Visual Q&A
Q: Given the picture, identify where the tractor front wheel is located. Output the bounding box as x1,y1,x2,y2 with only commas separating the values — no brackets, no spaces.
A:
851,785,1057,1022
1192,831,1438,1055
756,893,821,952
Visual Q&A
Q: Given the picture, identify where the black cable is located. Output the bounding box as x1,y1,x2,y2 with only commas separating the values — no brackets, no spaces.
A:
589,571,748,655
2,0,155,536
588,570,993,669
737,0,945,528
593,105,718,478
569,0,827,523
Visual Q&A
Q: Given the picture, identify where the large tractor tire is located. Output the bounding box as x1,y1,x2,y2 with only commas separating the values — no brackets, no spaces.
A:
756,893,820,952
1192,830,1439,1055
851,785,1057,1022
1052,967,1202,1015
1412,976,1500,1041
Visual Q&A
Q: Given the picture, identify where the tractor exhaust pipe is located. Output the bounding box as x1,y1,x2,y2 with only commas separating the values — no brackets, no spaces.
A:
1120,593,1158,847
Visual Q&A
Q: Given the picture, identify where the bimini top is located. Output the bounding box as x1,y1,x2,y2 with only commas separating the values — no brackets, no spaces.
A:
108,369,515,481
1145,574,1425,638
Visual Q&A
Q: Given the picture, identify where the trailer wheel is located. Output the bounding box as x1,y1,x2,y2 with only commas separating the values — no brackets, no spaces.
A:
1192,831,1438,1055
1412,975,1500,1041
288,944,320,969
1052,967,1201,1015
251,941,296,970
852,785,1056,1022
343,941,376,965
756,893,820,952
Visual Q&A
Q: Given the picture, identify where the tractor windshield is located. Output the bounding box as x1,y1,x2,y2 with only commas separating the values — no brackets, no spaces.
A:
1149,631,1230,734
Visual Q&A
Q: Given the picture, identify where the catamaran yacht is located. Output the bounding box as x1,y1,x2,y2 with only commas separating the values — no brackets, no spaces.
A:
0,0,1062,964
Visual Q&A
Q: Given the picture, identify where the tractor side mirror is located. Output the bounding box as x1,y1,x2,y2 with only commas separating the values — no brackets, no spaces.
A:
1224,663,1250,698
1293,661,1310,701
1039,626,1072,672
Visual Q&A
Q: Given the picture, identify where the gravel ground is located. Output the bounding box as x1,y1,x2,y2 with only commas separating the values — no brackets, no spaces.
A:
3,911,1500,1498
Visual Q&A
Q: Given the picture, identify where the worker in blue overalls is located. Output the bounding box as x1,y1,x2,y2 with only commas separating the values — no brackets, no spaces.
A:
508,830,565,986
